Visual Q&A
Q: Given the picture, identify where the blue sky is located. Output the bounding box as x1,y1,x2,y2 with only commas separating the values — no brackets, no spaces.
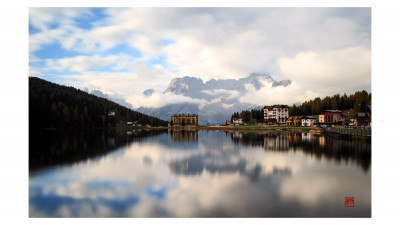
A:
29,8,371,108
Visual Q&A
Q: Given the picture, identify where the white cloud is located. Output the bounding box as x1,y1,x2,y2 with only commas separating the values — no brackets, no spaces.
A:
278,47,371,94
126,92,206,109
29,8,93,32
45,54,132,72
29,8,371,108
238,80,319,106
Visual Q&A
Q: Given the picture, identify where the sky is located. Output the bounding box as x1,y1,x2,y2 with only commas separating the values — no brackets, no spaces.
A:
29,7,371,108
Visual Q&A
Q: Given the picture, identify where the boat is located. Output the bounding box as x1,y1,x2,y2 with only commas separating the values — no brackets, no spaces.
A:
310,129,324,134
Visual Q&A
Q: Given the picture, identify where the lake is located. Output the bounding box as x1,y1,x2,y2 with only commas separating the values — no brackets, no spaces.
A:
29,129,371,217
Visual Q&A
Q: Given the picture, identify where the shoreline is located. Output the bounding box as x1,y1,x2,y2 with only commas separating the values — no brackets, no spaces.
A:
171,125,316,132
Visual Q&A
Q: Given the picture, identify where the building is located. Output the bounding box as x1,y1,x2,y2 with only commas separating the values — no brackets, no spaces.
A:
171,114,199,127
263,105,289,124
286,116,301,126
319,110,345,125
232,117,243,125
356,105,371,126
301,116,317,127
357,113,369,126
318,115,325,123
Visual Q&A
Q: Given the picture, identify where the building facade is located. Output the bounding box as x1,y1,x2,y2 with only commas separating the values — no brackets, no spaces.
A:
301,116,316,127
171,114,199,127
318,110,346,126
232,117,243,125
318,115,325,123
263,105,289,124
286,116,301,126
319,110,345,125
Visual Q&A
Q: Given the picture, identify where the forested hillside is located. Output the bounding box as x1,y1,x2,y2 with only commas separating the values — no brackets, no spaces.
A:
29,77,168,128
231,90,371,123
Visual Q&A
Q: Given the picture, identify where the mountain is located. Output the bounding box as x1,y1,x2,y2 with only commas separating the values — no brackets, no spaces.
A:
137,73,291,125
29,77,168,128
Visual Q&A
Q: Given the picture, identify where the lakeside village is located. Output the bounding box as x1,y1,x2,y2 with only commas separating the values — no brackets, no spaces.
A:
110,104,371,137
166,104,371,137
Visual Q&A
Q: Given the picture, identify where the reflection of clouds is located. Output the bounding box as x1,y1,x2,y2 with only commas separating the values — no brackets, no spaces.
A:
30,185,139,217
166,171,242,217
30,131,371,217
281,175,341,205
280,159,371,208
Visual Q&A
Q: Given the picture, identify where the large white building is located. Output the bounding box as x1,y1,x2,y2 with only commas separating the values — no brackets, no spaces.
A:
263,105,289,124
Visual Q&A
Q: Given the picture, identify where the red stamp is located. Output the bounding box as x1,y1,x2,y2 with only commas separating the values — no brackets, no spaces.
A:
345,196,354,207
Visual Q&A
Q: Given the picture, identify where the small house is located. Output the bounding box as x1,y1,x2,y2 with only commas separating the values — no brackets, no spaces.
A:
286,116,301,126
232,117,243,125
301,116,316,127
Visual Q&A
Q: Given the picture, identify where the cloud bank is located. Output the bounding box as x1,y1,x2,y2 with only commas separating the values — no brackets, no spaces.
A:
29,8,371,109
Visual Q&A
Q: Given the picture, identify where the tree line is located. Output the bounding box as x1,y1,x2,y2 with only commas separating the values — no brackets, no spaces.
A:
230,90,371,123
29,77,168,129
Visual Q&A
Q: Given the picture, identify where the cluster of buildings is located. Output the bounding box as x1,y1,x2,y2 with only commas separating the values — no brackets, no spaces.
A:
285,110,346,127
126,121,142,127
168,105,371,128
229,104,371,127
108,110,145,127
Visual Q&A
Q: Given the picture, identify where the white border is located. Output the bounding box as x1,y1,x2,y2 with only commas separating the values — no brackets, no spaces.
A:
2,0,400,224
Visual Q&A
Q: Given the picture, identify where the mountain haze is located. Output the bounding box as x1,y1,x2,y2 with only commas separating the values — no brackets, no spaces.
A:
138,73,291,125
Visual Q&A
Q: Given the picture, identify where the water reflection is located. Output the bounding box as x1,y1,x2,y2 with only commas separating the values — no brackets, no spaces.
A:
228,131,371,171
29,130,370,217
29,129,165,172
170,130,198,142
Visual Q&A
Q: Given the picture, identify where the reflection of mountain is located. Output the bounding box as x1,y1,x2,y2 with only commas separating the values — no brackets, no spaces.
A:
29,129,166,172
170,153,246,175
226,132,371,171
169,153,285,182
137,73,291,125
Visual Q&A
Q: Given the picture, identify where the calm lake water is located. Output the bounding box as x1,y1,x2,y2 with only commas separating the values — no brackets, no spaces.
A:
29,129,371,217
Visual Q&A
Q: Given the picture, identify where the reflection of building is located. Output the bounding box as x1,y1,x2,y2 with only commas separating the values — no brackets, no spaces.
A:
286,132,301,143
301,133,314,142
263,105,289,124
263,133,289,151
232,131,242,139
107,137,115,146
170,114,198,127
319,136,326,147
171,130,198,142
